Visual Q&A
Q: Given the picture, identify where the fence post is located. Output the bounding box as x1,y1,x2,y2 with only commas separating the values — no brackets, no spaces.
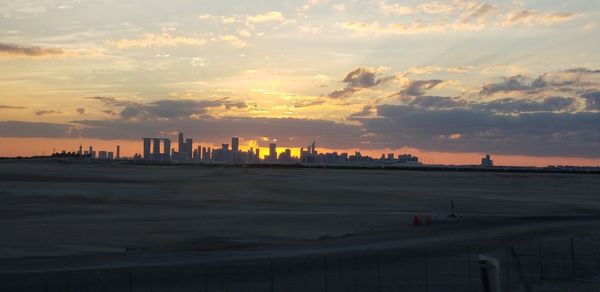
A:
129,270,133,292
204,272,208,292
569,237,577,278
270,261,275,292
505,245,510,289
377,252,382,292
425,250,430,292
468,248,472,290
538,240,544,281
323,256,329,292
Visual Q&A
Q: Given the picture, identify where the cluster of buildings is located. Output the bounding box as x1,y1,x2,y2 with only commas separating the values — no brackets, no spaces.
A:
74,145,121,160
139,132,421,165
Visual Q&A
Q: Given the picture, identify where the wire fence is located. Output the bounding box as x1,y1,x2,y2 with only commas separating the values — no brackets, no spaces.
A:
2,237,600,292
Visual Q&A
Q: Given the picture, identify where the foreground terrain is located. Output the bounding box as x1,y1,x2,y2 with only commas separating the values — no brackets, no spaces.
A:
1,160,599,291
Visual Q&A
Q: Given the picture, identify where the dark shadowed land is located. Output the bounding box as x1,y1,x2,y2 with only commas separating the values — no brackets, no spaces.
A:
1,160,600,291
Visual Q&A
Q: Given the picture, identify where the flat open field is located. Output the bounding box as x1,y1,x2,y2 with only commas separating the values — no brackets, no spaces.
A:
1,160,600,291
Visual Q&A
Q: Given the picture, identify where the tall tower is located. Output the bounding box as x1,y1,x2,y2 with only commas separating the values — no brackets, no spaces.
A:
153,139,161,160
143,139,151,160
163,139,171,161
185,138,193,161
116,145,120,159
231,137,239,153
269,143,277,161
178,132,184,159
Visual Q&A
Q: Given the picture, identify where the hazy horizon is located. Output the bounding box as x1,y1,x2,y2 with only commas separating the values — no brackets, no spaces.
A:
1,0,599,166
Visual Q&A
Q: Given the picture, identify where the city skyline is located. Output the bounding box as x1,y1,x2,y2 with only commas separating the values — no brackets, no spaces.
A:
1,0,599,166
6,132,600,168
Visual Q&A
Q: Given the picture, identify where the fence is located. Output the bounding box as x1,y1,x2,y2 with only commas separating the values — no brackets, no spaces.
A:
2,237,600,292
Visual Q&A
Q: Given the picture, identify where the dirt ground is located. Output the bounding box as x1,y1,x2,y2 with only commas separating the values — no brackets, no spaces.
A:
1,160,599,291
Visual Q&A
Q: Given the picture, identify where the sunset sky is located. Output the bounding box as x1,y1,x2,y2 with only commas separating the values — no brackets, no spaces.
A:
1,0,599,166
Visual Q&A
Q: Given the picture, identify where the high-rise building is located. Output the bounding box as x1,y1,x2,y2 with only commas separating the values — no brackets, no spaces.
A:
232,137,239,153
153,139,161,160
178,132,184,156
269,143,277,161
143,138,151,160
185,138,193,161
98,151,108,160
116,145,120,159
162,140,171,160
78,145,83,156
481,154,494,167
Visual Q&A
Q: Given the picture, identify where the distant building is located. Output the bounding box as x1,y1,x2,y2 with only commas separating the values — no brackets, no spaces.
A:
269,143,277,161
98,151,108,160
116,145,120,159
481,154,494,167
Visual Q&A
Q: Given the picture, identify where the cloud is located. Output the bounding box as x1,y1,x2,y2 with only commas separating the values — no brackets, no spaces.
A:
107,33,207,49
294,99,327,108
0,43,64,57
35,110,62,116
582,91,600,110
475,97,577,113
404,95,466,109
67,117,364,149
76,108,86,115
503,10,576,27
346,4,576,36
357,104,600,157
0,105,26,110
480,69,600,96
89,98,247,120
327,67,396,98
342,67,393,88
0,121,78,139
327,88,359,99
396,80,443,97
247,11,286,23
219,35,247,48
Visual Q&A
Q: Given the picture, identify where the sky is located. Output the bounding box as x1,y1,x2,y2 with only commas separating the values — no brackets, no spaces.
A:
0,0,599,166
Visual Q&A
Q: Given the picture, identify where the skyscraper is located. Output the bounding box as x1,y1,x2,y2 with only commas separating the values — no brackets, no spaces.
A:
163,140,171,160
185,138,193,161
232,137,239,153
153,139,161,160
178,132,184,159
269,143,277,161
143,138,151,160
116,145,120,159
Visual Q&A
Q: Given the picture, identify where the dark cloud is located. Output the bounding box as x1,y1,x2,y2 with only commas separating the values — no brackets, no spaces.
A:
476,96,576,113
35,110,62,116
341,67,393,88
479,71,590,96
88,97,247,120
480,75,537,95
76,108,86,115
582,91,600,110
69,117,364,148
0,121,78,138
327,67,395,99
396,80,443,97
327,88,359,99
0,105,26,110
0,43,64,57
462,3,495,23
349,105,374,118
102,110,119,116
86,96,132,107
404,95,465,109
357,104,600,157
